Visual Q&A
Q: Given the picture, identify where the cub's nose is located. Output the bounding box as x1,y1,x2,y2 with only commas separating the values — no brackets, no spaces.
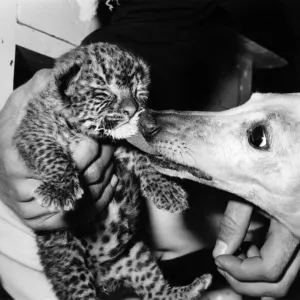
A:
120,97,138,117
139,110,160,137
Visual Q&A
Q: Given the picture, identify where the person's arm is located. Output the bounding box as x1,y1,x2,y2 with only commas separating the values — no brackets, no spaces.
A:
0,69,118,230
213,200,300,298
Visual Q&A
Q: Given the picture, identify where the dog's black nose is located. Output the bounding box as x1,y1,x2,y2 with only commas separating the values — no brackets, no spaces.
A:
140,110,160,137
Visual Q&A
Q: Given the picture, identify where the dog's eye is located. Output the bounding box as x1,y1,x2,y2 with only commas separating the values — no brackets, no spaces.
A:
248,125,269,150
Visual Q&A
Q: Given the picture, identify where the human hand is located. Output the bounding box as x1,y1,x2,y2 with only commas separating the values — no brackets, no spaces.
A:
0,69,118,231
213,200,300,298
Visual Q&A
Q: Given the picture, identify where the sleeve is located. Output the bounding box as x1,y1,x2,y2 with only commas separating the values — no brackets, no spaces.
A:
0,200,57,300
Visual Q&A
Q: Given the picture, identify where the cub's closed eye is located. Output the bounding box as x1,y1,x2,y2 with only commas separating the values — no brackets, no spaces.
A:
136,90,148,97
94,90,111,97
248,125,269,150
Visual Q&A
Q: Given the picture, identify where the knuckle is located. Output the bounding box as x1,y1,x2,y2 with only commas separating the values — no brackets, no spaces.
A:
275,289,288,298
89,183,104,201
34,68,50,79
24,218,41,231
32,69,52,88
84,139,99,155
18,209,33,220
263,265,281,282
102,184,114,200
85,163,103,184
73,139,99,169
81,137,99,159
268,285,289,298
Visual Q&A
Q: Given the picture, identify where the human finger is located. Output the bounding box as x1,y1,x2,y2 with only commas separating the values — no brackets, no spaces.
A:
24,210,67,231
14,180,57,220
26,168,117,228
1,69,52,116
9,178,67,229
9,177,41,201
61,173,118,228
94,174,118,212
19,199,61,223
213,200,253,258
1,178,45,216
72,140,114,183
0,69,52,151
217,248,300,298
246,243,260,258
87,164,114,199
83,144,114,185
215,219,299,282
72,138,100,172
24,69,52,95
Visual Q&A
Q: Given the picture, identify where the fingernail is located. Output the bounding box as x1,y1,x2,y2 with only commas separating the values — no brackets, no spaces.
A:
110,174,118,188
215,260,223,270
213,240,228,258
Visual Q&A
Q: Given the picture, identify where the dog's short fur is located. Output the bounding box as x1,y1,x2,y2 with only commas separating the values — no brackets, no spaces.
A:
131,93,300,238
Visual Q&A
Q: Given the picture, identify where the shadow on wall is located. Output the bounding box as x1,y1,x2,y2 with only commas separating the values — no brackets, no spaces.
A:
14,46,54,90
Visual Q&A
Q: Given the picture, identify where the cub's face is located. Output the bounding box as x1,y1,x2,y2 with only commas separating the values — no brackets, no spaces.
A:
55,43,150,139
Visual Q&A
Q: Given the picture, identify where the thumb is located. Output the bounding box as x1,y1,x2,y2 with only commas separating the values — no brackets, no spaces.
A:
71,137,100,172
213,199,253,258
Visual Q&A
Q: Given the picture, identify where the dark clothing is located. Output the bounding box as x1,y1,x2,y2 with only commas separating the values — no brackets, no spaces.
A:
157,248,226,287
110,0,220,39
83,0,238,110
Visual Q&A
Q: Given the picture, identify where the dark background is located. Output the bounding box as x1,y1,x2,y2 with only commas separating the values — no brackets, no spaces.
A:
221,0,300,93
15,0,300,96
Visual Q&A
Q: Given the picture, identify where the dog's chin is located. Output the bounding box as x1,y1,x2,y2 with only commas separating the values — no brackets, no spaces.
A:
150,156,213,182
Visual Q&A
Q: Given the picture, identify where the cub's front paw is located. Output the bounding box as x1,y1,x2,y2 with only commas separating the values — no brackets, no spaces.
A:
141,176,189,213
35,177,84,212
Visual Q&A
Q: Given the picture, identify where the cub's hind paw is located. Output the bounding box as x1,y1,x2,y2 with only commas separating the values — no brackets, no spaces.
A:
163,273,212,299
35,179,84,212
187,274,212,299
141,176,189,213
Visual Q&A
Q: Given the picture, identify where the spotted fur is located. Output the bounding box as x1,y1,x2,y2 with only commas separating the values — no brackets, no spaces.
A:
14,42,211,299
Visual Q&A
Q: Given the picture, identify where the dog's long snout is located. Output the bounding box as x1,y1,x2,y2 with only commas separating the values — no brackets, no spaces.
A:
139,110,160,137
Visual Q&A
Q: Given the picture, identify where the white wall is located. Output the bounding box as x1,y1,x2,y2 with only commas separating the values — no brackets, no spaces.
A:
0,0,17,110
0,0,100,110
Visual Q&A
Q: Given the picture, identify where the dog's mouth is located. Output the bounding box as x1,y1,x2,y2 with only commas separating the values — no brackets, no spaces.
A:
126,131,213,181
150,155,213,182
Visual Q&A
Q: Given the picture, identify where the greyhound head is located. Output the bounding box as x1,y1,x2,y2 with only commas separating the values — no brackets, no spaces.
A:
133,93,300,238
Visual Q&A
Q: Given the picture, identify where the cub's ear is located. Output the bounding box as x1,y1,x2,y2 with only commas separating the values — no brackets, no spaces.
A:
56,63,82,97
53,48,84,98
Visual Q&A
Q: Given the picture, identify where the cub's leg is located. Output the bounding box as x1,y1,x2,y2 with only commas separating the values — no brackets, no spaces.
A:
36,231,97,300
139,168,189,213
101,241,212,300
16,135,83,211
115,147,189,213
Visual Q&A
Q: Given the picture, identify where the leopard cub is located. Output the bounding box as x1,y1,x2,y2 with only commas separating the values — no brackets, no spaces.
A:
14,42,211,299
